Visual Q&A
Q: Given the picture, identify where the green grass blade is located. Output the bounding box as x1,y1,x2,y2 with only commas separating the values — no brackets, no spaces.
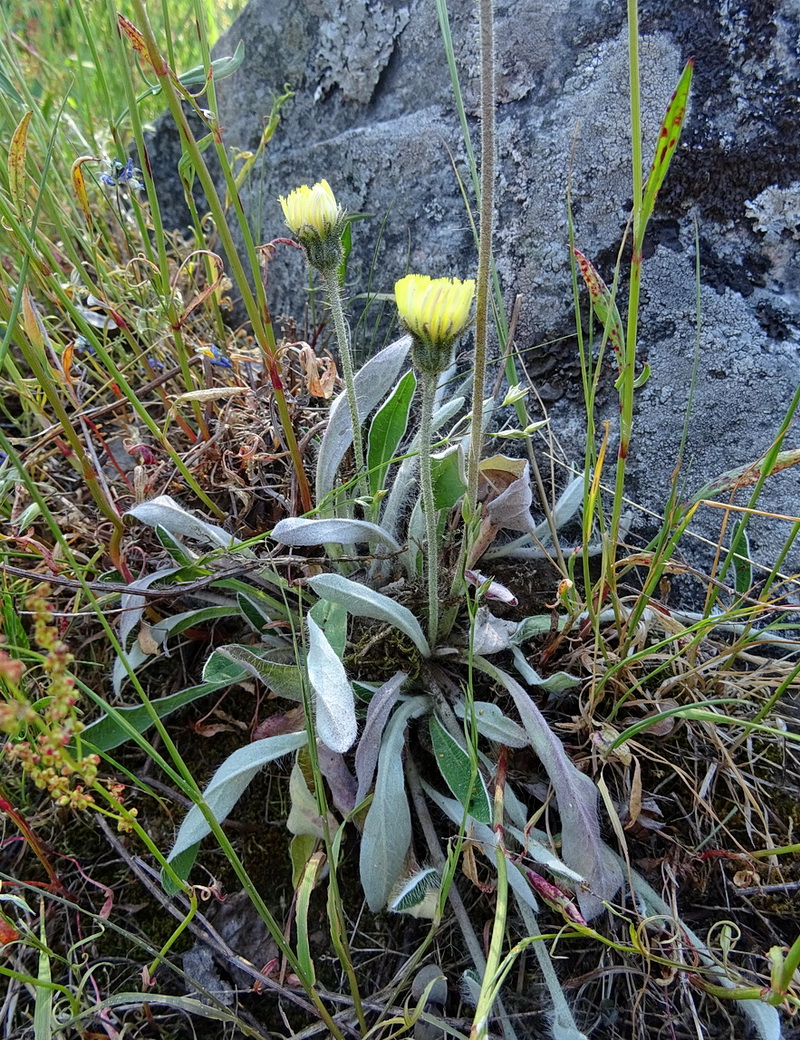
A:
34,908,53,1040
82,677,245,753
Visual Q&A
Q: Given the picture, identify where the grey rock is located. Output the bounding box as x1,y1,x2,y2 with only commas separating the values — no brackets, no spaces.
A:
182,889,278,1004
146,0,800,597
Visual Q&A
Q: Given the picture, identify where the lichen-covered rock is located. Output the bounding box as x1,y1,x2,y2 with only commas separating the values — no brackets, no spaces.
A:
147,0,800,592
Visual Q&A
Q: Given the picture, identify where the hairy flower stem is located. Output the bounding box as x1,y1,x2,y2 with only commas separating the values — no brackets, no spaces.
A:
124,0,312,512
419,371,440,646
466,0,496,515
325,269,367,500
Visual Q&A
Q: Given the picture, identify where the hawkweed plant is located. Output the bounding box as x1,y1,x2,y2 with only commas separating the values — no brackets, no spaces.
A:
2,2,798,1039
395,273,476,644
280,180,367,499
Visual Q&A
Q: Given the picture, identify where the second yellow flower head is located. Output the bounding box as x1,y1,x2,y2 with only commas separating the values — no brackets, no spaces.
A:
395,274,475,374
395,274,475,344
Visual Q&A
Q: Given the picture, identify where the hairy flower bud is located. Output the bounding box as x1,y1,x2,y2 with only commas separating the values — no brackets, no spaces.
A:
278,179,347,274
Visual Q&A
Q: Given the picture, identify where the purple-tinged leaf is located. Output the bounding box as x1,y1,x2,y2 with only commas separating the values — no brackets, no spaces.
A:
465,570,519,606
526,869,587,926
317,744,357,815
355,672,407,804
473,657,622,920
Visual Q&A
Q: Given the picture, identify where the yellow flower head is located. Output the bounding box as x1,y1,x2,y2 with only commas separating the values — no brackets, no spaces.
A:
279,179,345,251
395,274,475,374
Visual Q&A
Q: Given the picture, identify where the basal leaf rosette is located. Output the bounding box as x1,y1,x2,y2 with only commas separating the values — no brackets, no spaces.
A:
395,274,475,375
279,179,347,274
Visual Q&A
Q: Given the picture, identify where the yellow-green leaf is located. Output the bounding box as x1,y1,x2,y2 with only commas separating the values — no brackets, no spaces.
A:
689,448,800,506
641,59,694,234
9,110,33,210
573,248,624,367
71,155,100,227
295,850,324,984
21,287,44,351
117,14,156,70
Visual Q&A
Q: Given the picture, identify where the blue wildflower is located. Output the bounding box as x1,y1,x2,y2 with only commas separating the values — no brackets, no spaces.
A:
73,335,96,356
198,345,233,370
100,157,142,191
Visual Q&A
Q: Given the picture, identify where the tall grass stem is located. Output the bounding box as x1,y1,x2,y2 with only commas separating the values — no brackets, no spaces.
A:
466,0,496,514
608,0,644,577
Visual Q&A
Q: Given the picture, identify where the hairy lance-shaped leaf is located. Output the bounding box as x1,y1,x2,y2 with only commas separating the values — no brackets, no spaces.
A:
206,645,304,701
273,516,400,553
309,573,430,657
307,615,357,753
454,700,528,749
164,730,308,889
316,336,411,502
360,696,430,911
473,657,623,919
355,672,408,804
126,495,240,549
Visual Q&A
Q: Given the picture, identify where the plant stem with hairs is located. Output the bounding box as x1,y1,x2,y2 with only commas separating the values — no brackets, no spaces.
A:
394,274,476,646
279,179,363,502
466,0,496,514
326,268,367,500
418,369,440,645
